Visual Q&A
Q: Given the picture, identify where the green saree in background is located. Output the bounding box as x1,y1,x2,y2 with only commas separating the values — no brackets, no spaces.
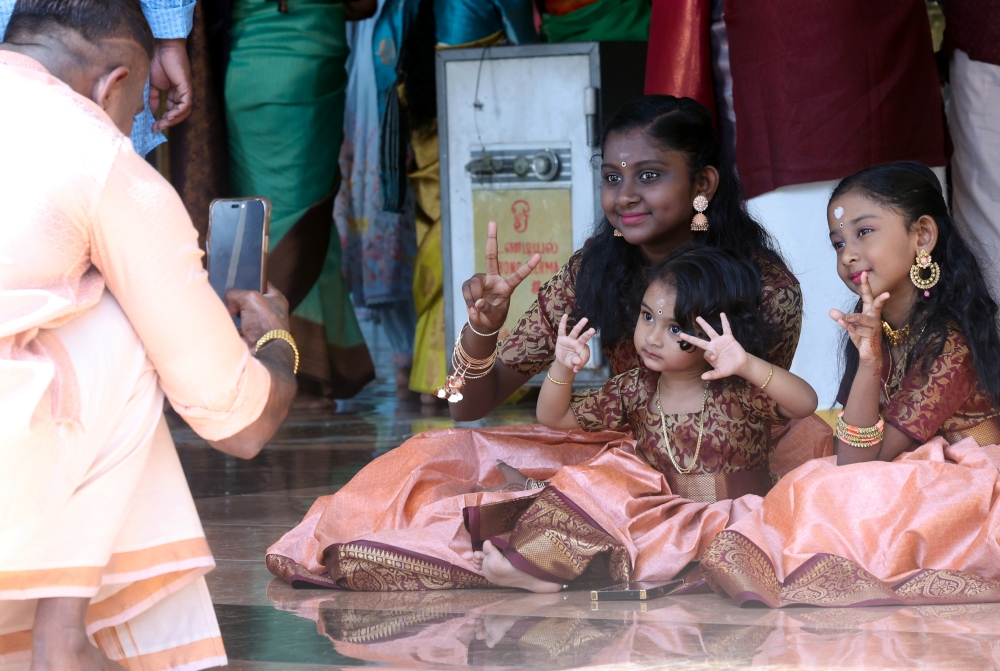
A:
226,0,374,397
541,0,649,43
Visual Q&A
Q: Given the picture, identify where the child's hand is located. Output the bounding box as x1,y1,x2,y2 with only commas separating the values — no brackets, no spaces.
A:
678,313,750,380
829,272,889,367
554,314,596,373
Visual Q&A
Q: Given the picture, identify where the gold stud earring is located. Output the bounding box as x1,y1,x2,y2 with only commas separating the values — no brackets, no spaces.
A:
909,248,940,297
613,229,624,237
691,195,709,232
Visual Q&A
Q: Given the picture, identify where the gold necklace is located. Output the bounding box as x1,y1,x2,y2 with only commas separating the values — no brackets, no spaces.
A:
881,324,926,402
654,381,710,475
882,321,911,348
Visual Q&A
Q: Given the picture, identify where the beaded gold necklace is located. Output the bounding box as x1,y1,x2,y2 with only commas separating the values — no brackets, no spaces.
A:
654,382,710,475
881,321,911,348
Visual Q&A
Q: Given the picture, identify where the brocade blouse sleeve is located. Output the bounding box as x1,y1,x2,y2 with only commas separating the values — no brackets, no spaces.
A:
498,253,582,378
758,257,803,370
883,331,978,444
569,369,639,432
735,379,785,424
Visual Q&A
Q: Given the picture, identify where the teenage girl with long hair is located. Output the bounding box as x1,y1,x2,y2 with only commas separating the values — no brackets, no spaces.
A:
450,94,802,422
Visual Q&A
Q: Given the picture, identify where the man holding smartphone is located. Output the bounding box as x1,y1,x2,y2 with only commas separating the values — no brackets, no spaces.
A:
0,2,296,669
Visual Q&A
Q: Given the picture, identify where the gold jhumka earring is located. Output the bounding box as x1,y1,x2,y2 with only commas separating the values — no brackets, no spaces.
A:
691,195,709,232
613,229,624,237
909,248,940,298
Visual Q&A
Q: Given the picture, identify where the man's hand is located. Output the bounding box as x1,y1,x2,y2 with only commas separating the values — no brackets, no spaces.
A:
149,38,193,131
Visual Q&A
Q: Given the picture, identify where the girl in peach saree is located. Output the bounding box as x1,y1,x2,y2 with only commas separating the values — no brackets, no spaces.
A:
702,162,1000,607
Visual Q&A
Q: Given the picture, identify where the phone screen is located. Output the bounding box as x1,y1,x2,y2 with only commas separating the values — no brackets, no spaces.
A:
208,199,268,327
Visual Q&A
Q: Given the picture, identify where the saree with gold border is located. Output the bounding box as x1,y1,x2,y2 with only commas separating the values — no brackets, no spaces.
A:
265,252,820,590
703,330,1000,607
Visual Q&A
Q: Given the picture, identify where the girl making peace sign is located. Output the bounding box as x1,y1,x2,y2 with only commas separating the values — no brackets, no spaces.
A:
702,162,1000,609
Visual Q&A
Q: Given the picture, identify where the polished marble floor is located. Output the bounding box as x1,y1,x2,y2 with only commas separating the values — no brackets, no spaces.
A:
174,321,1000,670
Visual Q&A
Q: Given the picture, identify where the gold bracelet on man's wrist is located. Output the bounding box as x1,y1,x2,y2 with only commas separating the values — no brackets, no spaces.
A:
255,329,300,375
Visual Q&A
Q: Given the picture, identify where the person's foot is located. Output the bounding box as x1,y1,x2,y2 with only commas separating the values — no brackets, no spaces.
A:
31,598,126,671
31,636,127,671
474,614,520,648
483,460,530,492
480,541,563,593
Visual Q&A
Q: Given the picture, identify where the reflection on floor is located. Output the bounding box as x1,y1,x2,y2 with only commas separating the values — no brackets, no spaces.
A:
175,380,1000,670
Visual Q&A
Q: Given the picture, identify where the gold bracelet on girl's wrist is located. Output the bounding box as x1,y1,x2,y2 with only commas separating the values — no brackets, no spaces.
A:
759,365,774,390
546,369,571,386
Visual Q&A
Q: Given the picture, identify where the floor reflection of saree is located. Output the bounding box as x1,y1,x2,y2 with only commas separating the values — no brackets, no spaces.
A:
265,586,1000,669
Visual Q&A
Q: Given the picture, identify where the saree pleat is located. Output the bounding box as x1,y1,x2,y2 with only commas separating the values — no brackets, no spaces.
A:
226,0,374,397
702,437,1000,608
407,127,447,394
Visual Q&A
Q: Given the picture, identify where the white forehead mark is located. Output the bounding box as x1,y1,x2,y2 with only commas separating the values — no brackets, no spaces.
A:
834,206,844,219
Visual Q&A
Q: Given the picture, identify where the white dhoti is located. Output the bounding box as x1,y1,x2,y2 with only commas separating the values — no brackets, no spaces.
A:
949,48,1000,298
0,293,225,671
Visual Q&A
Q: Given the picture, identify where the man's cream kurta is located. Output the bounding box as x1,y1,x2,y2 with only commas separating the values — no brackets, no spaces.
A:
0,51,270,670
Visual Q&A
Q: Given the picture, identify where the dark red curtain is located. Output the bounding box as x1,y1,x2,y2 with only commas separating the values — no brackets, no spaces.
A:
644,0,716,120
724,0,948,198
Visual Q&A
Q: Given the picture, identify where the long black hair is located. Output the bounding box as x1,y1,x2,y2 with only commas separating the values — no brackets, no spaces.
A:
643,244,771,359
575,95,783,348
832,161,1000,406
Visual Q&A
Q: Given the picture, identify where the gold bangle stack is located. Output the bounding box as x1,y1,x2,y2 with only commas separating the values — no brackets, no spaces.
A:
835,412,885,448
435,323,499,403
255,329,300,375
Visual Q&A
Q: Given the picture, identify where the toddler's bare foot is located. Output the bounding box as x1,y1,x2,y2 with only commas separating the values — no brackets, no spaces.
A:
483,460,530,492
474,614,520,648
480,540,563,593
472,550,485,572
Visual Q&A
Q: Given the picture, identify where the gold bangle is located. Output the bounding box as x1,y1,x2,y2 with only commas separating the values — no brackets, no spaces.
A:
468,321,502,338
255,329,300,375
759,365,774,390
546,370,570,386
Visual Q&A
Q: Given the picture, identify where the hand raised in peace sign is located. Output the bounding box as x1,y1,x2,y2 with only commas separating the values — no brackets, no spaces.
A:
829,271,890,367
462,220,542,333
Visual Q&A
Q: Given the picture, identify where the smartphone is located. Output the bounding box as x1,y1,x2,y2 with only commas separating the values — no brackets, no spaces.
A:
207,197,270,327
590,579,682,601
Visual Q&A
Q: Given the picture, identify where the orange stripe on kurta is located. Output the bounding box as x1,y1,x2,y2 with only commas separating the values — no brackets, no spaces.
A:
0,538,212,596
0,629,31,655
108,635,226,671
103,537,212,576
86,568,204,626
0,566,101,592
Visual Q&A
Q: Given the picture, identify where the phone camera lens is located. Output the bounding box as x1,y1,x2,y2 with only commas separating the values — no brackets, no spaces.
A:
231,204,239,208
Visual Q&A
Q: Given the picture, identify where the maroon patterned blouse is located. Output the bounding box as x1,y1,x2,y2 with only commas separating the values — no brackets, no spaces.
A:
498,250,802,378
570,366,783,474
839,329,1000,446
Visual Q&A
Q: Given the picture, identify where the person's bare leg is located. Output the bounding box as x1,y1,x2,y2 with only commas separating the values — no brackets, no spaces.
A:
30,597,126,671
480,540,563,593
